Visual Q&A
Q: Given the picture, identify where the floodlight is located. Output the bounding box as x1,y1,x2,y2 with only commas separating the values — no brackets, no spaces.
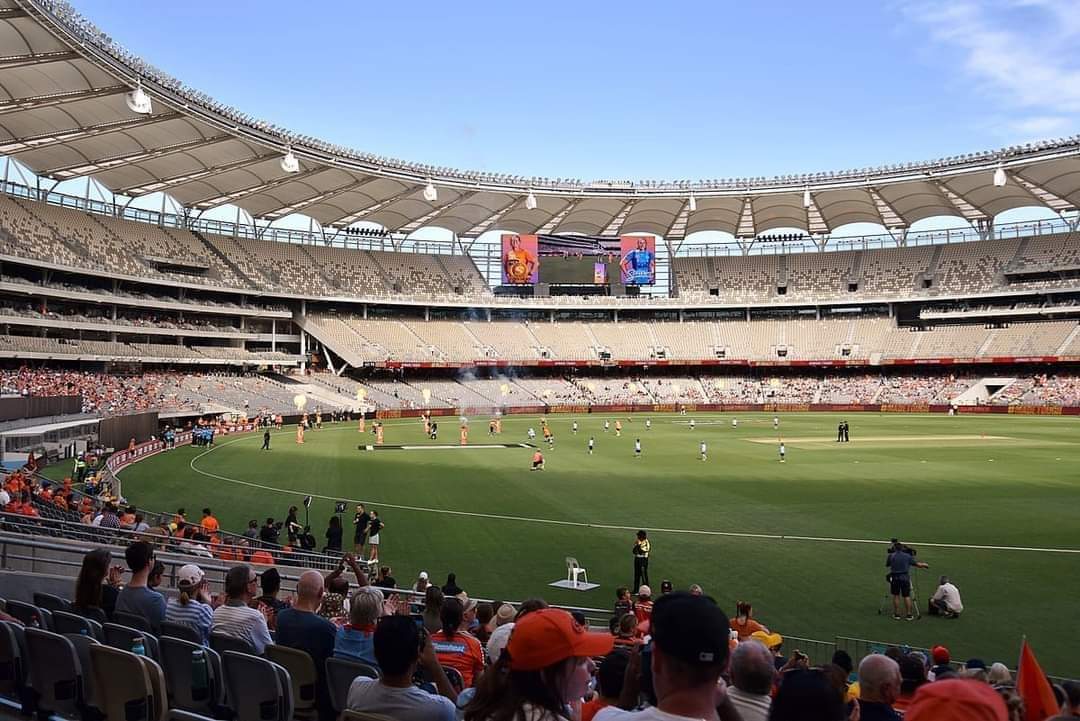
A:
125,84,153,115
423,181,438,202
525,189,537,210
280,148,300,173
992,163,1007,187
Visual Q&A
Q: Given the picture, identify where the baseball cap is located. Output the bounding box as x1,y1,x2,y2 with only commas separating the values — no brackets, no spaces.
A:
906,679,1007,721
931,645,951,664
506,608,614,671
177,563,205,587
638,585,652,597
964,658,987,670
651,592,730,667
456,592,478,615
660,580,673,593
418,571,429,581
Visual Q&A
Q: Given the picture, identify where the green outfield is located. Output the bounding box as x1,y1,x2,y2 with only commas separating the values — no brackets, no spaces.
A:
110,412,1080,674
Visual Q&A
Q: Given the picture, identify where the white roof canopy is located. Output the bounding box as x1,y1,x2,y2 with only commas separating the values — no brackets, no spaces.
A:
0,0,1078,238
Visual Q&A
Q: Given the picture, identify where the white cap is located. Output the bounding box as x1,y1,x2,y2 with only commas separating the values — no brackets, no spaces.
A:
418,571,429,581
177,564,204,587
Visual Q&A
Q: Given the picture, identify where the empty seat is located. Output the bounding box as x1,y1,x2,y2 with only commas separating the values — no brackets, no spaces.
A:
325,657,378,713
25,627,85,719
222,651,293,721
104,623,160,661
53,610,104,641
114,611,154,633
63,632,101,712
168,711,217,721
211,632,257,656
33,592,72,614
158,636,224,716
0,620,31,709
89,644,168,721
6,600,51,629
264,644,317,720
160,621,203,646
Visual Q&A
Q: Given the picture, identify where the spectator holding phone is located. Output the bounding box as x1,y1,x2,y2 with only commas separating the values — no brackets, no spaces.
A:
346,615,457,721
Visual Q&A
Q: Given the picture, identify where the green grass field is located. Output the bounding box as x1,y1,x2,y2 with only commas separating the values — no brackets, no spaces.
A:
105,412,1080,675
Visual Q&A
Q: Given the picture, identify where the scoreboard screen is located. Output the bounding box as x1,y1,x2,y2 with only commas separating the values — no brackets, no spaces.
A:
501,233,655,285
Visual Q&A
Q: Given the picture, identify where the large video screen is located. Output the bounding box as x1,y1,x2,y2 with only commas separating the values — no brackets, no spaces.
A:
501,234,539,284
500,233,656,286
619,235,656,285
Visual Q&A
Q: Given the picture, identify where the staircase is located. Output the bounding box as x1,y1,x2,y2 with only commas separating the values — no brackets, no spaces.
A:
297,244,341,291
13,198,92,263
975,329,998,357
1056,324,1080,355
364,250,396,290
846,250,864,288
920,245,945,290
1005,236,1032,272
192,230,272,287
776,255,789,292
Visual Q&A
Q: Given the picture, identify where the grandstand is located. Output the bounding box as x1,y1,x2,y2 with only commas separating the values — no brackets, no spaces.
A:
0,3,1076,716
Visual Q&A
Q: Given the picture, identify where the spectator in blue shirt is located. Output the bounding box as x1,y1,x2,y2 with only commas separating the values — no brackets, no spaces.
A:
114,541,166,634
165,563,213,644
276,570,338,721
334,588,382,669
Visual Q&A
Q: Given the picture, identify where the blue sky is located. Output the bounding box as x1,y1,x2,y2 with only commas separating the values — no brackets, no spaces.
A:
70,0,1079,183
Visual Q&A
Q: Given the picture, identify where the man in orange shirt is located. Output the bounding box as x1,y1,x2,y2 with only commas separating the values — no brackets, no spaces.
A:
430,597,485,687
201,507,220,536
531,450,545,471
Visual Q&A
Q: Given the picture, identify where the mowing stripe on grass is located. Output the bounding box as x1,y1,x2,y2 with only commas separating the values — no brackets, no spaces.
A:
179,432,1080,556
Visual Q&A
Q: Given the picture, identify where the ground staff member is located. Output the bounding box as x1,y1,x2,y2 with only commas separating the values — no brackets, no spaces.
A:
633,529,651,590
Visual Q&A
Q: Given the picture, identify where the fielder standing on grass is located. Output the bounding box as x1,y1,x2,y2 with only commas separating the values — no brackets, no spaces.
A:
700,440,707,461
779,439,786,463
634,438,642,459
588,436,595,455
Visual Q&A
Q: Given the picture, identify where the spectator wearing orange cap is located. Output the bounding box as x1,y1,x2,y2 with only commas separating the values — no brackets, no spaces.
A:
466,607,613,721
906,678,1007,721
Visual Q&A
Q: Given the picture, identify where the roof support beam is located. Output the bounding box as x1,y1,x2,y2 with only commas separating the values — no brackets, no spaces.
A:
538,198,580,234
42,135,234,178
867,188,904,228
330,185,421,227
665,199,691,240
600,199,636,236
190,165,328,209
262,176,378,220
735,197,755,238
804,192,830,234
0,50,78,70
0,84,129,116
1009,173,1072,212
118,152,281,195
0,112,182,154
931,181,986,222
463,196,522,236
397,192,479,234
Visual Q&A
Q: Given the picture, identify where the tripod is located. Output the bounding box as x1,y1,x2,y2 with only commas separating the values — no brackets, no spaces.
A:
877,568,922,619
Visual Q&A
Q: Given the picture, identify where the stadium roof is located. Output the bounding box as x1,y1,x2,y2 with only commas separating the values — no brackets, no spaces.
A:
1,0,1079,239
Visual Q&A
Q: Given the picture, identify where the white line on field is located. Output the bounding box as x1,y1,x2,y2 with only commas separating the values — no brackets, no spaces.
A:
171,432,1080,556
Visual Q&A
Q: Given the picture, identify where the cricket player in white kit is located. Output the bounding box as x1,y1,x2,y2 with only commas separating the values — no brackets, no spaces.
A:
604,420,610,433
773,416,779,430
732,418,738,429
527,427,536,440
634,438,642,458
645,419,652,431
572,420,578,434
779,441,786,463
689,418,696,431
588,436,595,455
700,440,707,461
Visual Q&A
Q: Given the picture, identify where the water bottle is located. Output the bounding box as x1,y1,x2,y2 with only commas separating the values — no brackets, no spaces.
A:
191,649,209,701
131,637,145,656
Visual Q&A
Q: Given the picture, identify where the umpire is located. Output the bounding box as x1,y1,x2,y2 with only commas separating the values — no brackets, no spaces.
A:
633,529,651,590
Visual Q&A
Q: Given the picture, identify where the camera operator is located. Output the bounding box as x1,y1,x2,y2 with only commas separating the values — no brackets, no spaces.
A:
886,539,927,621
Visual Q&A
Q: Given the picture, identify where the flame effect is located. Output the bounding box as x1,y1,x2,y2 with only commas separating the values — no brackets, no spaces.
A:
293,394,307,410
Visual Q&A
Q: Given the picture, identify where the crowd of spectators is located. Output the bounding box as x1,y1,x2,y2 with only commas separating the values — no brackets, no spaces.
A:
16,542,1074,721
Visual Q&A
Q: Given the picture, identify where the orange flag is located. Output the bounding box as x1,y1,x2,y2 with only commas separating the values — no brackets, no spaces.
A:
1017,639,1059,721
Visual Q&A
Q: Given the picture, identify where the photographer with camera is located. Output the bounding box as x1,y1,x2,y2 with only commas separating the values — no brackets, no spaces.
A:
886,539,928,621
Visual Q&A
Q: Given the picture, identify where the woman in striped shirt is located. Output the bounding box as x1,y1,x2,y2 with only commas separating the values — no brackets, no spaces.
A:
165,563,214,645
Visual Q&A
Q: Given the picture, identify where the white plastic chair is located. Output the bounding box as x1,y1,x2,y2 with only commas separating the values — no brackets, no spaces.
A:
565,557,588,587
